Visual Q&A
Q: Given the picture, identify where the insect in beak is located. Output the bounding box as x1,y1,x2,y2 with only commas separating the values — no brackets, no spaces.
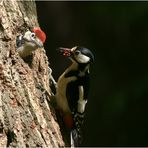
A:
57,47,72,57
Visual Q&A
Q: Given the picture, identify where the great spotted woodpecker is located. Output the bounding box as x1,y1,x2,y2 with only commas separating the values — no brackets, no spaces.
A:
16,27,46,58
56,46,94,147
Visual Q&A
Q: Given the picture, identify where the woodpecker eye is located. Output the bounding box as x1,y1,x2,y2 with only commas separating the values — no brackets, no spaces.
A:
75,50,80,55
31,33,36,38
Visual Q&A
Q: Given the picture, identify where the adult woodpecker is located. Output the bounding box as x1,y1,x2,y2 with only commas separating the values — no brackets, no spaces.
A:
16,27,46,58
56,46,94,147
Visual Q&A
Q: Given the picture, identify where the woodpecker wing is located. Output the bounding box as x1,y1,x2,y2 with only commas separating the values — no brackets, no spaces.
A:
65,70,90,147
65,71,90,113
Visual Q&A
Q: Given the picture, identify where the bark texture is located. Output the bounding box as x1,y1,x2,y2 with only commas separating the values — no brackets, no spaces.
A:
0,0,64,147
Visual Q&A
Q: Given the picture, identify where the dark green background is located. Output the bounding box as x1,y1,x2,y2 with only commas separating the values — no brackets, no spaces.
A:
36,2,148,146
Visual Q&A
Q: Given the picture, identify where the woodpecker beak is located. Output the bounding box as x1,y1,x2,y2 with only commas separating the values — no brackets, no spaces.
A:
33,38,43,48
57,47,71,57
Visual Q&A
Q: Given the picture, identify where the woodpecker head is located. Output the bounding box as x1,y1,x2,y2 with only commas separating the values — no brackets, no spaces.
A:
58,46,94,64
22,27,46,48
16,28,46,58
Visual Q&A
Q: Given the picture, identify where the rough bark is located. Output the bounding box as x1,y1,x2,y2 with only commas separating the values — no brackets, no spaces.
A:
0,0,64,147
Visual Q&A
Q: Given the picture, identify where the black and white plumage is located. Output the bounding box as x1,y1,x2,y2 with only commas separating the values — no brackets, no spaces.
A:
56,46,94,147
16,28,46,58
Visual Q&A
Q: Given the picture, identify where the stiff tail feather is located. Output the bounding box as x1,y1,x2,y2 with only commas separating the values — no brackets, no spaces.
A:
70,128,82,148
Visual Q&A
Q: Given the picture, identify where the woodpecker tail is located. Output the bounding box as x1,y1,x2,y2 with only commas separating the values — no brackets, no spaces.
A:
70,111,84,147
70,128,82,148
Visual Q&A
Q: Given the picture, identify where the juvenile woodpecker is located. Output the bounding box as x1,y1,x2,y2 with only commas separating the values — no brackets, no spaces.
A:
56,46,94,147
16,27,46,58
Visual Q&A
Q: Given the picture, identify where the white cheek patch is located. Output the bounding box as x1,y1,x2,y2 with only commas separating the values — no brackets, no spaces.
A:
23,31,43,47
75,54,90,63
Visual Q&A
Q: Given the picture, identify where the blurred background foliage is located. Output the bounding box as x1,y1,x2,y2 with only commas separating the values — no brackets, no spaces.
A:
36,2,148,146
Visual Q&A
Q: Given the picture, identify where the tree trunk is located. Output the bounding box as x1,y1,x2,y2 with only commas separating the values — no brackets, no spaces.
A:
0,0,64,147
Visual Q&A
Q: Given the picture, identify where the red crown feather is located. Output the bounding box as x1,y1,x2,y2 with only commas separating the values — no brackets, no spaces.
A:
32,27,46,43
